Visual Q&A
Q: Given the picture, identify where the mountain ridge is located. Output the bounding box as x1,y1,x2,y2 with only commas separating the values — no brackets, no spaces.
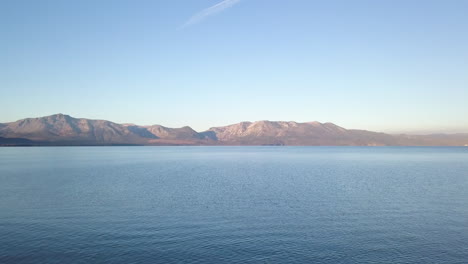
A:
1,114,467,146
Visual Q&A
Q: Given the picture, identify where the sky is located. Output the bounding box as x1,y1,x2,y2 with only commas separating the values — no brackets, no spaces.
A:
1,0,468,133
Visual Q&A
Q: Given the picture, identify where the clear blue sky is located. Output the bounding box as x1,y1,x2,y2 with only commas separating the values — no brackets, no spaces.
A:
2,0,467,133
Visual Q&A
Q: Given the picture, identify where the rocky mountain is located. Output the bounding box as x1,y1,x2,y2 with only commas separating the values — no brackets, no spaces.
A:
0,114,147,145
145,125,204,140
206,120,396,145
1,114,467,146
0,114,204,145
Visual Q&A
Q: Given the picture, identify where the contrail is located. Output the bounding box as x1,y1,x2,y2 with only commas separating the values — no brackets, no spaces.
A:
180,0,242,29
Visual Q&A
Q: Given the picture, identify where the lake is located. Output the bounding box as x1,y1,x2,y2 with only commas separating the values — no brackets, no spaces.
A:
0,147,467,263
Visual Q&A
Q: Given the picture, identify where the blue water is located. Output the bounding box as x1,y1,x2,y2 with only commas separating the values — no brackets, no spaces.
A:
0,147,467,263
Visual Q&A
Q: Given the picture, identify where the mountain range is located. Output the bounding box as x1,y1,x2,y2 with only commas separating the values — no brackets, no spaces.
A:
1,114,467,146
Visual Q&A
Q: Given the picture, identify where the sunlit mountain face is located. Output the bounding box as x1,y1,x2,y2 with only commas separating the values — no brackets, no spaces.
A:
1,114,467,146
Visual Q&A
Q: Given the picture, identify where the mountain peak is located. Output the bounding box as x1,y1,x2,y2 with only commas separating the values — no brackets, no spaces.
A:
307,121,322,125
45,113,71,119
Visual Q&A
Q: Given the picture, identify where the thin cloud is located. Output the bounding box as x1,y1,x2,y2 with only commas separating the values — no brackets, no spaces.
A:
180,0,242,29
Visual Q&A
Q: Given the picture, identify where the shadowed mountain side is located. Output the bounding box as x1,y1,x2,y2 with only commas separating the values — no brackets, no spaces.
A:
145,125,205,140
1,114,468,146
0,137,35,146
125,125,159,139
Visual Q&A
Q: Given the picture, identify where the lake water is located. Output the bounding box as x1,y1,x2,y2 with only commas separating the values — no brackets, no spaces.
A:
0,147,467,263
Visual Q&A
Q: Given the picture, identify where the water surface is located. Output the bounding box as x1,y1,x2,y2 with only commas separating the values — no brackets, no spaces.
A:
1,147,467,263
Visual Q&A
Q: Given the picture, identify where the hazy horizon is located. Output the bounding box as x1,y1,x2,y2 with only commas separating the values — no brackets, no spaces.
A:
2,0,467,133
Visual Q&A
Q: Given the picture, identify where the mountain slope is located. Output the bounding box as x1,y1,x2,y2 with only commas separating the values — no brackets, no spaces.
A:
206,121,397,146
1,114,467,146
0,114,150,144
0,114,213,145
145,125,204,140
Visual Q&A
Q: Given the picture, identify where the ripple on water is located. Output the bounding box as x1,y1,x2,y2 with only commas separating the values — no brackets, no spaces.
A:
1,147,468,263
